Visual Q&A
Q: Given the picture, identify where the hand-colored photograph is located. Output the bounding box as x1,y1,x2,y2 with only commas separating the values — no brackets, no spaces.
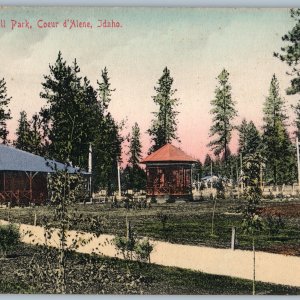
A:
0,6,299,295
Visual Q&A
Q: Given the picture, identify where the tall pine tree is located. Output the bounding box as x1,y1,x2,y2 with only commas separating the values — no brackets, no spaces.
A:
148,67,179,153
29,113,43,155
128,122,142,168
208,69,237,169
40,52,99,167
261,75,296,185
275,9,300,138
238,119,262,187
0,77,11,144
123,122,146,191
92,67,123,194
97,67,114,111
203,154,213,176
15,111,31,152
40,55,123,193
238,119,261,157
15,111,43,155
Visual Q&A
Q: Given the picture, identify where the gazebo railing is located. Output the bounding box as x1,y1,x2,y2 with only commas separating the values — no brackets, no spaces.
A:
0,190,46,206
147,183,192,196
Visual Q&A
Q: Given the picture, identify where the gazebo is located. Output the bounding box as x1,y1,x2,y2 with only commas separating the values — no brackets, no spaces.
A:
141,144,197,202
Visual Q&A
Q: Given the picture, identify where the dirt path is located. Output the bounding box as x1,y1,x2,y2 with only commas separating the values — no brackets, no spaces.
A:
1,220,299,288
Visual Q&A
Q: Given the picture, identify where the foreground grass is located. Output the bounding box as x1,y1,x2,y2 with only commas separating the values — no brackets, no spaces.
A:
0,243,299,295
0,199,300,255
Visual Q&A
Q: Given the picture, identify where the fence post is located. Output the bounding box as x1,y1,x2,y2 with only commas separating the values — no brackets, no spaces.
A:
126,216,131,240
34,212,37,226
231,226,236,250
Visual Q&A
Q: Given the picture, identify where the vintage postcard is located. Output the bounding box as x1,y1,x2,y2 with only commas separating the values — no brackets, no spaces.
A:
0,6,299,295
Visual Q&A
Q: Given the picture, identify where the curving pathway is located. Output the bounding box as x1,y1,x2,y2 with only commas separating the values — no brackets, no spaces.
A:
1,220,299,288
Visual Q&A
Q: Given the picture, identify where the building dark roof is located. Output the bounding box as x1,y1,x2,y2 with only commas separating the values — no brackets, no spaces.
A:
141,144,197,163
0,144,86,174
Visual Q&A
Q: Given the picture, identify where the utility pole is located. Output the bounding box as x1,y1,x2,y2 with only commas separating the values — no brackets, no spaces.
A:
260,160,263,192
210,160,213,193
240,153,243,194
236,163,240,199
296,137,300,191
117,160,121,199
88,143,92,202
191,164,193,188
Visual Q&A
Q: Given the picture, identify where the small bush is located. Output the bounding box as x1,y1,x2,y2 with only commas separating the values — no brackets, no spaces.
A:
150,197,157,204
113,235,154,263
156,211,169,235
0,224,20,257
134,238,153,263
113,235,136,260
266,214,285,235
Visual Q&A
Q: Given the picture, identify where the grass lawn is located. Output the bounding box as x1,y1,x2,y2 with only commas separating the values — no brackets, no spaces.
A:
0,198,299,255
0,243,299,295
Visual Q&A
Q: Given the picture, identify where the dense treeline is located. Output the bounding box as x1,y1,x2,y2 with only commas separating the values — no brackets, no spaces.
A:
200,9,300,186
201,72,297,186
10,52,123,194
0,9,300,192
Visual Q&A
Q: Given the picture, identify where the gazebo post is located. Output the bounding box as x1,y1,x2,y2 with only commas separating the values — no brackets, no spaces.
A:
30,172,32,204
3,171,5,191
26,171,38,205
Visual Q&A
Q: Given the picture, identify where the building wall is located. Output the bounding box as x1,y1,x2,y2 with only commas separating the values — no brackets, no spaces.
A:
146,164,192,196
0,171,48,205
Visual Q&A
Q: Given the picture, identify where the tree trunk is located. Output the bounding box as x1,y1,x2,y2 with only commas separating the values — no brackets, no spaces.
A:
252,235,256,296
59,175,67,294
211,196,217,236
274,163,277,186
59,240,66,294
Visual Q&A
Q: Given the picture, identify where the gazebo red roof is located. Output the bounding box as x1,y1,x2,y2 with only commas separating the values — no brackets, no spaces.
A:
141,144,196,163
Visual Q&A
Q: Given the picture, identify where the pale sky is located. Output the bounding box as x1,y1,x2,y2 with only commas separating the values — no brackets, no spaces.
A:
0,7,298,162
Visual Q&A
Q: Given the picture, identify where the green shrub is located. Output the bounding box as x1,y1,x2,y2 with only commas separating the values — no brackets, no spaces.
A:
156,211,168,231
0,224,20,257
266,214,285,235
134,238,153,263
113,235,154,263
113,235,136,260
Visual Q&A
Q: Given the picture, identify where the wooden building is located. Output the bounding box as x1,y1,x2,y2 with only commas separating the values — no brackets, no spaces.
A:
141,144,197,202
0,145,89,206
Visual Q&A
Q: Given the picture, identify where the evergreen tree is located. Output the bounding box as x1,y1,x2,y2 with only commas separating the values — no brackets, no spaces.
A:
237,119,262,186
221,147,237,179
148,67,179,153
15,111,47,155
40,52,99,167
15,111,31,151
261,75,296,185
29,113,43,155
208,69,237,166
122,165,146,192
238,119,261,157
203,154,213,176
128,123,142,167
97,67,114,111
123,122,146,191
0,77,11,144
93,67,123,194
192,160,203,182
40,55,123,193
275,9,300,137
